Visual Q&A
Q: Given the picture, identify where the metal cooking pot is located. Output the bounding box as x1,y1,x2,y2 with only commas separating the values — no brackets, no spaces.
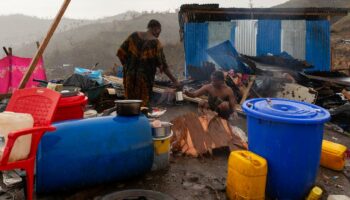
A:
115,100,142,116
152,122,173,138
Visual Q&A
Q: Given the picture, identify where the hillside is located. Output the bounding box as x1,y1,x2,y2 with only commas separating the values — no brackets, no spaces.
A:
275,0,350,34
11,12,184,79
0,14,93,48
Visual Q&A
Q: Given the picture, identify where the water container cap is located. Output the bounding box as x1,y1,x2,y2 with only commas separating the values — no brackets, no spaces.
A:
242,98,330,124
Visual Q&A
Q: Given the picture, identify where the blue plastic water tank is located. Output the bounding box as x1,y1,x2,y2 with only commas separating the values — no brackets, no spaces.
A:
36,115,153,194
242,98,330,200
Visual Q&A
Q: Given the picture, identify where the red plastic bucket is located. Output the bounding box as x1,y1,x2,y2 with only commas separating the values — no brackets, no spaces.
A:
53,93,88,122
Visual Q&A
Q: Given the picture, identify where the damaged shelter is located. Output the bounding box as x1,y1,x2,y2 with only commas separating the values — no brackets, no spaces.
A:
176,5,350,134
179,5,347,73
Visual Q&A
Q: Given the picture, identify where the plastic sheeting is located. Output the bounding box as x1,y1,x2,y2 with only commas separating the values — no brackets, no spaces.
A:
0,56,46,94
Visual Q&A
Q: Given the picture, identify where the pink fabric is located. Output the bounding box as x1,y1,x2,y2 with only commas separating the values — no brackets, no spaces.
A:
0,56,47,94
0,57,10,94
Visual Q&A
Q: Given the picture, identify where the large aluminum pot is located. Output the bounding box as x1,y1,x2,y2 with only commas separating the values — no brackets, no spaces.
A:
152,122,173,138
115,100,142,116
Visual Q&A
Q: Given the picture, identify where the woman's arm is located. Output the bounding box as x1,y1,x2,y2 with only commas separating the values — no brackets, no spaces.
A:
158,46,180,87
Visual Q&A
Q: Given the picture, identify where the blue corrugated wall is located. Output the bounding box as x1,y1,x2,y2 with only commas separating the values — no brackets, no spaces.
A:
306,20,331,71
257,20,282,56
183,19,331,72
184,23,209,67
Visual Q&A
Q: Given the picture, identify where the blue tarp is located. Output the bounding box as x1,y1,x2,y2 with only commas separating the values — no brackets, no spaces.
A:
206,40,252,73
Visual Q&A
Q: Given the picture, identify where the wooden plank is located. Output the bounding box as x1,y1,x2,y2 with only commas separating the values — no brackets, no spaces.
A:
18,0,71,89
239,75,256,105
2,47,9,56
104,76,206,104
152,86,204,104
303,73,350,87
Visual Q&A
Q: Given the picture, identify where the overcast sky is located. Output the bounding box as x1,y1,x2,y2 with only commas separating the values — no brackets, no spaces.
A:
0,0,289,19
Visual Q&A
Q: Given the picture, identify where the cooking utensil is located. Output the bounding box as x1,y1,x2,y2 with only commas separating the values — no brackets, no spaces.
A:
152,122,173,138
175,91,184,101
115,100,142,116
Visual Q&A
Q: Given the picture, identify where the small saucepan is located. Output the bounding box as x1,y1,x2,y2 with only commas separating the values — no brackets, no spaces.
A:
115,100,142,116
152,122,173,138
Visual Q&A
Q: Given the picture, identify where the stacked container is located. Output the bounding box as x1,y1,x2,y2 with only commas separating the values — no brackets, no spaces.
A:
151,122,173,171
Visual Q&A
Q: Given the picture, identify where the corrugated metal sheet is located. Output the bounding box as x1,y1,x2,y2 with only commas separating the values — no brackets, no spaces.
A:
234,20,257,56
230,22,236,46
183,19,332,72
306,20,331,71
208,22,233,48
184,23,209,68
257,20,281,56
281,20,306,60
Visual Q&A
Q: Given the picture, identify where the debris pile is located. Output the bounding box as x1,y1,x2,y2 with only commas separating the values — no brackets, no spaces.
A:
171,111,247,157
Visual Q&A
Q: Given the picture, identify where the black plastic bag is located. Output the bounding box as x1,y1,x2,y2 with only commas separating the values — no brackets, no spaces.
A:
63,74,99,92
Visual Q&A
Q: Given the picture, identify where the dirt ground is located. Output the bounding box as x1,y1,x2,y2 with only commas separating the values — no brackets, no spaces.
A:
0,103,349,200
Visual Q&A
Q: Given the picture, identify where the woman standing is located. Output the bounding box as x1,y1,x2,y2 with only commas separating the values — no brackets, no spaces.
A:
117,19,180,107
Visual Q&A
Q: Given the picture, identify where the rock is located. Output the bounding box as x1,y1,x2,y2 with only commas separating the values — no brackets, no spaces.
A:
93,196,102,200
184,172,200,183
328,195,350,200
192,183,206,190
211,182,226,192
182,181,193,189
2,171,22,189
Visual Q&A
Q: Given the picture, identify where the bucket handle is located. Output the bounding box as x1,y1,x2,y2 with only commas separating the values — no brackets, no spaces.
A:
246,102,253,108
266,98,272,106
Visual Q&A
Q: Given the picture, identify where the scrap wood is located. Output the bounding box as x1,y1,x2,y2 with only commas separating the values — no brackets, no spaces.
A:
342,89,350,100
240,75,256,105
171,112,247,157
